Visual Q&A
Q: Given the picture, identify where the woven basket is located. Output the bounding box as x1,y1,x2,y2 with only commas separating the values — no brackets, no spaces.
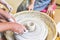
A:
14,11,57,40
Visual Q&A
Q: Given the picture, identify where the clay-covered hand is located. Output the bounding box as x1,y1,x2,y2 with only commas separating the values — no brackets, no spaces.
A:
6,5,13,12
11,23,26,34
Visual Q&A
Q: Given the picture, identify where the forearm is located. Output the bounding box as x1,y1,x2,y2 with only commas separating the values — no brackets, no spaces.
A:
0,9,15,22
30,0,35,5
50,0,56,5
0,22,12,32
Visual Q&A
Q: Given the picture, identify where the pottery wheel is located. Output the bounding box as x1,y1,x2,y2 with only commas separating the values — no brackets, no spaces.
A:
14,11,56,40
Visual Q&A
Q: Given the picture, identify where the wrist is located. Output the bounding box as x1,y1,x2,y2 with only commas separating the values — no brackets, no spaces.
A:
48,4,53,8
10,22,19,32
30,0,35,5
9,22,15,31
30,3,34,6
49,3,56,6
29,4,34,8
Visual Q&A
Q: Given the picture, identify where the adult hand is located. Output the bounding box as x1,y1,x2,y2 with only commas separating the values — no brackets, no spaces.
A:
0,0,13,12
11,23,27,34
7,5,13,12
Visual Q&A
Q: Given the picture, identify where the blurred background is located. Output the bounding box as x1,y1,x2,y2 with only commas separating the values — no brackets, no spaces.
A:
5,0,60,24
5,0,60,40
54,0,60,23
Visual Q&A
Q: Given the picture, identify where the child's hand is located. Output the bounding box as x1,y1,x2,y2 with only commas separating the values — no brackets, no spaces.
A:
11,23,26,34
47,5,53,15
27,4,34,11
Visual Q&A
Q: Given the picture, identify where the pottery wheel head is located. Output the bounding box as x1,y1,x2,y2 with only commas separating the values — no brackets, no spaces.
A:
25,21,36,32
14,11,57,40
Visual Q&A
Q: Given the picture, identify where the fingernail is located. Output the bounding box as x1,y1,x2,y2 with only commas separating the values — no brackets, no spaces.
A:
24,30,28,33
14,32,19,34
